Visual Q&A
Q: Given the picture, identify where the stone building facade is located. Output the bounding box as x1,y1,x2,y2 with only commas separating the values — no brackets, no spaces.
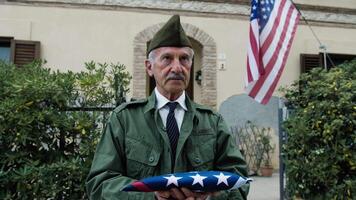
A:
1,0,356,108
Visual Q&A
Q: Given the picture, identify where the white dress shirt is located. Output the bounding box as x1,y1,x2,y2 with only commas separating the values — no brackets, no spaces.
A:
154,88,187,131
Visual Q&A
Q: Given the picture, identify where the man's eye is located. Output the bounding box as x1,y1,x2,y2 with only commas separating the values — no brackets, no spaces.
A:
180,56,190,63
161,56,171,65
162,56,171,60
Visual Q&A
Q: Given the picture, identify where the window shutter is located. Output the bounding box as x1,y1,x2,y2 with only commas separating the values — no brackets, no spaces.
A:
300,54,321,73
10,40,40,66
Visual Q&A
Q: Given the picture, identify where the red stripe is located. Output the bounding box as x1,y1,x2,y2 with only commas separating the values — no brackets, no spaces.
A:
132,181,153,192
247,57,253,82
248,4,295,98
249,25,263,76
261,0,287,52
261,13,300,104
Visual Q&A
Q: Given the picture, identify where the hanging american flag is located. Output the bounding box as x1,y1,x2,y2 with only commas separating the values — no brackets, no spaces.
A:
246,0,300,104
122,171,252,192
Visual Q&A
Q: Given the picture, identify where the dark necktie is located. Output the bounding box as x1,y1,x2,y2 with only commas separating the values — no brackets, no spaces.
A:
166,102,179,168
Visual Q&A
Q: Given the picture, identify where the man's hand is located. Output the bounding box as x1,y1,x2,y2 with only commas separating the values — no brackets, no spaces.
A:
154,187,219,200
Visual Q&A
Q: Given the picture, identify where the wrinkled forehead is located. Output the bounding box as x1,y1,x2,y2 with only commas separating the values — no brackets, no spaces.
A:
154,47,194,57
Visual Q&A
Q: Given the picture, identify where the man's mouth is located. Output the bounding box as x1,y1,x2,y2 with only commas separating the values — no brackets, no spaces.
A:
167,77,184,81
167,74,185,81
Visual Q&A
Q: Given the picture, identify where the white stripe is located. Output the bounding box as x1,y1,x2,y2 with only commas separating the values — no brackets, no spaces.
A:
245,80,257,94
231,177,253,190
262,1,292,66
254,9,298,102
260,0,284,43
247,53,259,81
247,20,261,81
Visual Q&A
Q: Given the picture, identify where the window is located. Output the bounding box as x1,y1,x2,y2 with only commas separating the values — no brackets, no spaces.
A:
0,37,13,62
300,53,356,73
0,36,40,66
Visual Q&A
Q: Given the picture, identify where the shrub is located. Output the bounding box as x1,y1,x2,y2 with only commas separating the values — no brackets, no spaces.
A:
282,60,356,199
0,60,131,199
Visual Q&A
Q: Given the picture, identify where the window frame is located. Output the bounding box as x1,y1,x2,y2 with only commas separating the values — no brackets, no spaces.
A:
300,53,356,73
1,36,41,66
0,36,14,63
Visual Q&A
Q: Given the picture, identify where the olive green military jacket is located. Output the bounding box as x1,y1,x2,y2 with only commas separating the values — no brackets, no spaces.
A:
86,93,249,200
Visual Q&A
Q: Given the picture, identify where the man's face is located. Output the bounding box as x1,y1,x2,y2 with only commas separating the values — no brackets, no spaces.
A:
145,47,193,99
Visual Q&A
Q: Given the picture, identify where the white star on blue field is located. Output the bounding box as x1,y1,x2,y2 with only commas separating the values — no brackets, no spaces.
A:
250,0,276,32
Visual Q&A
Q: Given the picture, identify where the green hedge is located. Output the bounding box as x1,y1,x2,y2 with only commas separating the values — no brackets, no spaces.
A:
282,60,356,199
0,61,131,199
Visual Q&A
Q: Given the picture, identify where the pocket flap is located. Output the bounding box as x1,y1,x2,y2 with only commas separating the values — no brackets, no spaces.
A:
187,144,214,167
126,138,161,166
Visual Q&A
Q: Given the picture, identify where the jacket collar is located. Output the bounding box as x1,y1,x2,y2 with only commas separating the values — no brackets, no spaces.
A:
143,92,156,114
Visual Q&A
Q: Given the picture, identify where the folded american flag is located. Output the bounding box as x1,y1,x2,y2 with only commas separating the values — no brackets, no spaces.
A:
122,171,252,192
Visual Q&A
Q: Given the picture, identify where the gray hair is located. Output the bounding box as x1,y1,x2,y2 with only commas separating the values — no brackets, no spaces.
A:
147,47,194,64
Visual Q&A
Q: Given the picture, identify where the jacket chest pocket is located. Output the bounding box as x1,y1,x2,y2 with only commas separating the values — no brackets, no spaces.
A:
125,138,161,179
186,129,216,171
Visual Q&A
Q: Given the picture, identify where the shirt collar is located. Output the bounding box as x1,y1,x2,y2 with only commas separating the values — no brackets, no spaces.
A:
154,87,187,111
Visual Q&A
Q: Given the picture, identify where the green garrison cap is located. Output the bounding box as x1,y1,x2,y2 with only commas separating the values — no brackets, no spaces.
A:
147,15,192,56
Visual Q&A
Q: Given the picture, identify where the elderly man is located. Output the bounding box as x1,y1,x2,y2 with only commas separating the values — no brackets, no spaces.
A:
86,15,249,200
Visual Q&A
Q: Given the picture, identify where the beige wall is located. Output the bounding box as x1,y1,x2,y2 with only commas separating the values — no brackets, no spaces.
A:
1,4,356,107
294,0,356,9
279,25,356,93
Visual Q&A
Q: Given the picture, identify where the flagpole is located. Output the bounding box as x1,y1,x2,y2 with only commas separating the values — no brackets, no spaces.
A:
290,0,329,70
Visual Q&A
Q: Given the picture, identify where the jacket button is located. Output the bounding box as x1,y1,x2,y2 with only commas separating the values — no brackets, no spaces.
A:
195,157,201,164
149,156,155,162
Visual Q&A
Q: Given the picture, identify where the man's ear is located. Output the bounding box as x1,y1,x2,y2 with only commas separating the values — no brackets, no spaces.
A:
145,60,154,77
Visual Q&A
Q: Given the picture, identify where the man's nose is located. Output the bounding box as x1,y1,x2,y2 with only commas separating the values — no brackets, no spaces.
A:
170,58,183,73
